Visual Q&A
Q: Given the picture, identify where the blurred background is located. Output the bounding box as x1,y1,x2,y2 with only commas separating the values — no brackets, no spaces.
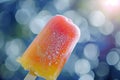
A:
0,0,120,80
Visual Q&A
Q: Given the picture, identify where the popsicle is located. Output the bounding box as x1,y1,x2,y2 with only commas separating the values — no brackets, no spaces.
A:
18,15,80,80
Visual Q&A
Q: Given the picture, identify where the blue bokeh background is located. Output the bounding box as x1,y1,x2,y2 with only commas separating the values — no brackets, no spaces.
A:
0,0,120,80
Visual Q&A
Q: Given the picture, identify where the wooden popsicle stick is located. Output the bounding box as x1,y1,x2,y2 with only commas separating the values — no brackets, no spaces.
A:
24,72,37,80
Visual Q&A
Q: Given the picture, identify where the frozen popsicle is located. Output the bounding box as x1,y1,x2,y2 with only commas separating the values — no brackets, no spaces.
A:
18,15,80,80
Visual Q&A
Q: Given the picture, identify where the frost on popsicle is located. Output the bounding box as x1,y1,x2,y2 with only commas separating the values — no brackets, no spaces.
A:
18,15,80,80
37,30,71,66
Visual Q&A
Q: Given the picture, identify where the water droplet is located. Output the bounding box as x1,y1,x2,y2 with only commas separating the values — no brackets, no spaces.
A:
55,62,58,64
48,55,51,60
56,51,59,54
49,63,51,66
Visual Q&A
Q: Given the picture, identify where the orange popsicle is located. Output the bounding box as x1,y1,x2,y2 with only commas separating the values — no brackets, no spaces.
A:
18,15,80,80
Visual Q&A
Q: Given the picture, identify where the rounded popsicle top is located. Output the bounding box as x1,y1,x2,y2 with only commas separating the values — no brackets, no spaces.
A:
46,15,81,40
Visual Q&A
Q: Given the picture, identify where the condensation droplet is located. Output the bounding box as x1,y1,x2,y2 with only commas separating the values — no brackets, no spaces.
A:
49,63,52,66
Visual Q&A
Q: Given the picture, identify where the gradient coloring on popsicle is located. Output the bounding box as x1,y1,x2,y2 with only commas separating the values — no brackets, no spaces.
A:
18,15,80,80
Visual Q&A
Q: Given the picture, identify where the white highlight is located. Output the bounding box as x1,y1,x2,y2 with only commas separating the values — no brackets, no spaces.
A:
79,74,94,80
75,59,91,75
106,51,119,65
89,10,106,27
5,57,20,71
104,0,120,7
99,21,114,35
54,0,71,11
84,43,99,60
5,39,25,58
15,9,31,25
29,10,52,34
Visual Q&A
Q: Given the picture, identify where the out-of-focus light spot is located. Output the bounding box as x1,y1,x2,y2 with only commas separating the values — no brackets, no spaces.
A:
104,0,120,7
29,18,44,34
63,54,79,75
89,10,106,27
75,59,91,75
79,19,90,42
79,74,94,80
88,71,95,78
5,39,25,58
100,0,120,17
89,26,102,41
90,58,99,69
63,10,91,42
79,28,91,43
15,9,31,25
54,0,72,11
99,21,114,35
37,10,51,17
95,62,109,77
0,0,13,3
20,0,37,15
84,43,99,60
115,61,120,71
0,64,14,79
79,19,91,42
63,10,83,26
29,10,52,34
106,51,119,65
5,57,20,72
0,32,4,48
115,31,120,46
